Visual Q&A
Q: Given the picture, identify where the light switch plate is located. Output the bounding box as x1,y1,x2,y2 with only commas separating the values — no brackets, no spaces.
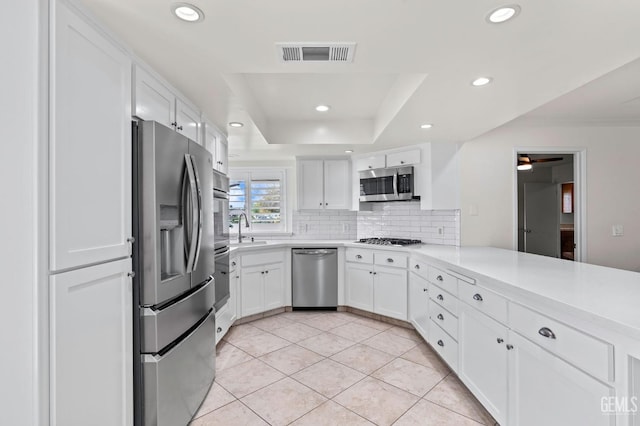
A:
612,225,623,236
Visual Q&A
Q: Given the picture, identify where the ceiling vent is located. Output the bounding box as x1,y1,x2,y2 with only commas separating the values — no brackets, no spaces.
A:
276,42,356,63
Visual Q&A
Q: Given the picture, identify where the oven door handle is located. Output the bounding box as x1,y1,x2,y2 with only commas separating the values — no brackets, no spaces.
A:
393,171,399,198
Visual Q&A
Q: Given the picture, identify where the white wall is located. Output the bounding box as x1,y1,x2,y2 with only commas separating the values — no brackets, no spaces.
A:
0,0,45,424
460,122,640,271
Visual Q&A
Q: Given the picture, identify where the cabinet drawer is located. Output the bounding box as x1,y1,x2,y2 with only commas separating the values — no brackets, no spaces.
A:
409,258,429,279
509,303,614,382
429,299,458,339
429,283,458,316
428,267,458,295
429,320,458,372
374,251,408,268
346,248,374,264
458,283,508,324
241,250,284,267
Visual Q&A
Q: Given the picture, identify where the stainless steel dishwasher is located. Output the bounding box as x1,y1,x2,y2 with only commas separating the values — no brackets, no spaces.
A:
292,248,338,308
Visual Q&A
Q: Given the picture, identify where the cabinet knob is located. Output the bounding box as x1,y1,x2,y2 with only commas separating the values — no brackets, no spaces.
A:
437,294,444,301
436,275,444,282
373,272,377,275
171,122,177,127
506,344,514,350
356,255,362,259
423,288,428,292
177,125,183,131
437,313,444,321
265,270,269,274
368,165,372,169
473,293,483,302
261,271,264,275
538,327,556,339
414,264,420,269
232,261,236,267
127,271,136,278
386,258,394,263
217,327,222,333
400,160,405,164
497,338,504,344
319,202,323,206
325,203,328,206
369,271,373,274
127,237,135,243
437,340,444,347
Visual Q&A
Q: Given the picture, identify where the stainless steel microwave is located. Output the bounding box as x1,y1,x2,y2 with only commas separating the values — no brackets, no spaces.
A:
359,166,414,202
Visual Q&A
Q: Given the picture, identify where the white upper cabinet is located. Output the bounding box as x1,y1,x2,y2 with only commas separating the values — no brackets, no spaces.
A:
297,158,351,210
50,1,132,271
355,154,386,171
133,64,201,143
203,120,229,174
385,148,421,168
133,65,175,129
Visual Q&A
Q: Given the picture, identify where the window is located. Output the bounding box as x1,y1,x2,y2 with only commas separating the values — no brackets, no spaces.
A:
229,169,286,234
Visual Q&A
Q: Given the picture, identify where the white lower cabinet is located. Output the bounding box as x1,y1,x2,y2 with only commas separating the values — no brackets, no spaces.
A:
373,265,407,320
458,303,508,425
50,258,133,426
507,330,615,426
240,262,284,317
345,262,374,311
408,271,430,339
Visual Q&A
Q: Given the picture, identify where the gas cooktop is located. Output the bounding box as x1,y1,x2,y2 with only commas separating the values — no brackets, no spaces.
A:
356,237,422,246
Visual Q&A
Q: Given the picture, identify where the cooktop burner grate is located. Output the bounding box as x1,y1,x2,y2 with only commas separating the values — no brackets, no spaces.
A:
357,237,422,246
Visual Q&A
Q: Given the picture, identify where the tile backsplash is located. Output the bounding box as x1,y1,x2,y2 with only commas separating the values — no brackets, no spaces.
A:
256,201,460,246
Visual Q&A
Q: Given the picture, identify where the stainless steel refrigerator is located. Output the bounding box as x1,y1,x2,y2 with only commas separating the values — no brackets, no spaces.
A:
132,121,216,426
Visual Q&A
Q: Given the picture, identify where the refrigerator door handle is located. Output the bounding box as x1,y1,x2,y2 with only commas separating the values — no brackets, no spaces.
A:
183,154,199,272
190,154,204,269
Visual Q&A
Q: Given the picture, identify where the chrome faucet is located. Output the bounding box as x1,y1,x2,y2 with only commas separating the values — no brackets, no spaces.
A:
237,212,250,243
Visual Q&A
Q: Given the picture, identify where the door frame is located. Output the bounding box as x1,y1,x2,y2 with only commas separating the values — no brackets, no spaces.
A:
512,147,587,262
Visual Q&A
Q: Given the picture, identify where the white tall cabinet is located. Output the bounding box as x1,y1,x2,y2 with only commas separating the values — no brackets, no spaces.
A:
49,2,133,425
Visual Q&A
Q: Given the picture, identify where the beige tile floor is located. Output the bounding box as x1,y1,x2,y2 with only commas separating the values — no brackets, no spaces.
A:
191,311,497,426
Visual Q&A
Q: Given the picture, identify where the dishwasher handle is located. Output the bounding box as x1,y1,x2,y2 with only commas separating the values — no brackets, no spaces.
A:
292,249,336,256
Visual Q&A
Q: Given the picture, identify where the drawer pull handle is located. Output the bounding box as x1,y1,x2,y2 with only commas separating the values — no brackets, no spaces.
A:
387,258,394,263
436,275,444,282
538,327,556,339
437,294,444,301
497,338,504,344
356,255,362,259
437,314,444,321
437,340,444,347
506,344,514,350
414,264,420,269
472,293,483,302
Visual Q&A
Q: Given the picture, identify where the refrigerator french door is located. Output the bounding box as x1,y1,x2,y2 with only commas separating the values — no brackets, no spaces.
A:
132,121,216,426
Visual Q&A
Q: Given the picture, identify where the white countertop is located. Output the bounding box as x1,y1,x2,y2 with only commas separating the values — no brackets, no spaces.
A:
230,240,640,339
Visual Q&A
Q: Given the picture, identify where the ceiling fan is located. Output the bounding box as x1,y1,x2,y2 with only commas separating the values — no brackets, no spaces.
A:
517,154,564,171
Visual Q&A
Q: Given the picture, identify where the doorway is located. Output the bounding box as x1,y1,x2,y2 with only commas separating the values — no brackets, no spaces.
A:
515,149,585,261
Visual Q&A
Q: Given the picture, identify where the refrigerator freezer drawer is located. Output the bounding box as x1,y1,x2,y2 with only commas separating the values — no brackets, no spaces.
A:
141,277,214,353
142,309,215,426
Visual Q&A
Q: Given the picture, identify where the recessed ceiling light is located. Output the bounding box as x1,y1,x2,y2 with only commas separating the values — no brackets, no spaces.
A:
171,3,204,22
344,150,354,153
471,77,493,87
228,122,244,128
315,105,330,112
487,5,521,24
420,124,433,129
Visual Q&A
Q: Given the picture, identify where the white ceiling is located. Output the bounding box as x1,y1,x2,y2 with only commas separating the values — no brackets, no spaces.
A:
78,0,640,161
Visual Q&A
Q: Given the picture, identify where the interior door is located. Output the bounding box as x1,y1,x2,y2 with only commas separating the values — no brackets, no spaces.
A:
523,183,559,257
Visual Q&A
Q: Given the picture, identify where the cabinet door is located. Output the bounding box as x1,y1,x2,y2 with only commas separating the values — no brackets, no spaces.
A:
216,137,229,175
386,148,422,167
507,331,615,426
51,3,132,271
263,263,284,311
345,262,374,312
203,122,219,164
241,266,264,317
298,160,325,209
229,263,238,323
175,98,201,143
50,258,133,426
458,304,508,425
133,65,175,128
323,159,351,209
409,272,430,339
373,266,408,320
355,155,385,171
